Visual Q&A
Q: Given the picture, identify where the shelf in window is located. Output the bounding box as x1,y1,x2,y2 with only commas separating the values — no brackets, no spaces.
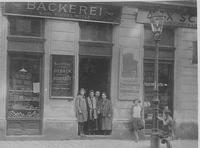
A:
8,109,40,111
9,90,34,93
9,100,39,102
7,35,45,43
7,118,40,121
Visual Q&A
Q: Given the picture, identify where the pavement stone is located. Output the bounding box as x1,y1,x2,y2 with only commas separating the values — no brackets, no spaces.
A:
0,139,198,148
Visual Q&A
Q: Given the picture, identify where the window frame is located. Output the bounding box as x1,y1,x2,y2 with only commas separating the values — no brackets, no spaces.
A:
8,16,44,38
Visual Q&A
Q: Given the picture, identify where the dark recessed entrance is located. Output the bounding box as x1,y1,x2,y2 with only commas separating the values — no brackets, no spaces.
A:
79,56,111,97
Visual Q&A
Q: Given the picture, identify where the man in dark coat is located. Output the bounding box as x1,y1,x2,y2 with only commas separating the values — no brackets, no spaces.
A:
96,91,102,134
101,92,113,135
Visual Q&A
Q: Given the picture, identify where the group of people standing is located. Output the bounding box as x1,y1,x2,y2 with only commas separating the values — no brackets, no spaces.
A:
75,88,112,137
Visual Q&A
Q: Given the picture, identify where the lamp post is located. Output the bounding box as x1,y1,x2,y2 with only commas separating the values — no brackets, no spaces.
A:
149,9,164,148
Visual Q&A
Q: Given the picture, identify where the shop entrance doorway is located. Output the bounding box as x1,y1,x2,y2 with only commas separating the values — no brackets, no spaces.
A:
79,56,111,135
79,56,111,97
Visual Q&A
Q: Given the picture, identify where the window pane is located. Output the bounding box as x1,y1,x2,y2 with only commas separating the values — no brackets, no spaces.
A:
7,54,42,135
9,16,42,37
80,22,112,42
143,60,174,130
192,41,197,64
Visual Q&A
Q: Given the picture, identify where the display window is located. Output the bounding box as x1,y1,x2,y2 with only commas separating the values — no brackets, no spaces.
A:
143,26,174,133
7,53,43,135
143,60,174,130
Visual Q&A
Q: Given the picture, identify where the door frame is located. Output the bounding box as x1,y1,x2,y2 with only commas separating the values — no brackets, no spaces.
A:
78,55,112,98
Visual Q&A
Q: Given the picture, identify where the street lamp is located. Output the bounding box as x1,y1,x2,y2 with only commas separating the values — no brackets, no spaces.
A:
149,9,164,148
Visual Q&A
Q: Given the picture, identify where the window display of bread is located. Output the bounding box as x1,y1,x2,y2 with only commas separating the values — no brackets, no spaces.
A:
8,110,40,119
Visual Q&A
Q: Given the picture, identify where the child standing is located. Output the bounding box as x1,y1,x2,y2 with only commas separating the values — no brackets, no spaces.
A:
131,98,143,142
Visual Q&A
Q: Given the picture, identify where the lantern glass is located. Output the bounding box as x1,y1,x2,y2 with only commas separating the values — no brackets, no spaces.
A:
150,10,164,34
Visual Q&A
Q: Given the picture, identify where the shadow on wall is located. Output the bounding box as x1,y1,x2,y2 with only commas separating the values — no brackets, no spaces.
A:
175,122,198,139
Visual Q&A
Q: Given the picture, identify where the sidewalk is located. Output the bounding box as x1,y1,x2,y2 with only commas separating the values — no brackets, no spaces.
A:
0,139,198,148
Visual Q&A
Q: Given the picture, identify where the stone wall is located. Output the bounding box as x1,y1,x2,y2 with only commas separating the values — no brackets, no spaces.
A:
174,28,198,139
0,3,7,139
111,6,144,139
43,19,79,139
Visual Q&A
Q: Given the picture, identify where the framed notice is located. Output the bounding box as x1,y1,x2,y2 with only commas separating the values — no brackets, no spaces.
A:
118,49,140,101
50,55,74,99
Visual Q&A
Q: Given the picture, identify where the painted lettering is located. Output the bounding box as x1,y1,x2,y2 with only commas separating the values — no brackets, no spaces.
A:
180,14,186,22
27,2,35,9
90,7,97,16
36,2,46,11
79,6,87,15
188,15,195,23
48,3,57,12
69,4,76,13
5,2,121,24
99,7,102,16
58,3,68,13
166,12,173,21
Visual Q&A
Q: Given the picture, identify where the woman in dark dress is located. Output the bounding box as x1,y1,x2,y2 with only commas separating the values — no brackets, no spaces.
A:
101,92,113,135
96,90,103,134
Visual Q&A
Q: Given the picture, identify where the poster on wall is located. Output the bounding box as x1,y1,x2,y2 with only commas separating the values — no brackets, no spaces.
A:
118,49,140,101
51,55,74,98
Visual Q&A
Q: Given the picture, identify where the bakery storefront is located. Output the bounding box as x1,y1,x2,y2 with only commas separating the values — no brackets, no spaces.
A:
0,2,197,139
1,2,121,138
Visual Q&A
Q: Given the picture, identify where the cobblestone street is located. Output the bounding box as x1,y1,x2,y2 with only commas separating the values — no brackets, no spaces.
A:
0,140,198,148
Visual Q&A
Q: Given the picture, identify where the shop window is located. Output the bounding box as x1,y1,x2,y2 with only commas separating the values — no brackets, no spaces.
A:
79,22,112,42
50,55,74,99
8,16,42,37
143,26,174,133
143,60,174,130
192,41,197,64
7,53,42,135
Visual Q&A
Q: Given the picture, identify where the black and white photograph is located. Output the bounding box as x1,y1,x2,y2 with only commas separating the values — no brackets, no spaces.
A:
0,0,198,148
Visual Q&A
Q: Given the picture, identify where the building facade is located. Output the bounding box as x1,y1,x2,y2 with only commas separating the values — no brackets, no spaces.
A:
0,2,197,140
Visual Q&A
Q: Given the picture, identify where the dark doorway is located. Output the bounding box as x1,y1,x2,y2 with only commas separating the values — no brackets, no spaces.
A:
79,56,111,97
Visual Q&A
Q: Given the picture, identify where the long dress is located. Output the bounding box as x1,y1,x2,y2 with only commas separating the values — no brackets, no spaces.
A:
96,96,103,131
101,98,113,130
86,96,98,133
75,95,88,135
75,95,88,122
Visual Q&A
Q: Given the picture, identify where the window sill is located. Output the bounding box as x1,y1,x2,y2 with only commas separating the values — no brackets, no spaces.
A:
79,40,113,47
144,44,175,50
7,35,46,43
50,96,74,101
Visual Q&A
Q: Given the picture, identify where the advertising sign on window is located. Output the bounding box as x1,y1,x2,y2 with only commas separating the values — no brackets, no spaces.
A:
51,55,74,98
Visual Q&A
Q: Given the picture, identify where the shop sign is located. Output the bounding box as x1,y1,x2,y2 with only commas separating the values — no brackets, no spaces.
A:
136,9,197,28
51,55,74,99
4,2,121,24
